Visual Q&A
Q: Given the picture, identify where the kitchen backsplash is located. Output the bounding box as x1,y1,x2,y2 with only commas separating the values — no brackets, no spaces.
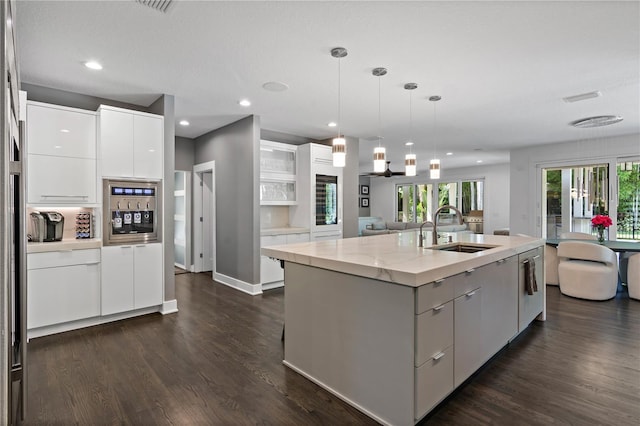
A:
27,206,99,240
260,206,289,229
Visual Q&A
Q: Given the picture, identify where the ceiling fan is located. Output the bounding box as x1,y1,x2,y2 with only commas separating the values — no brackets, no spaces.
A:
365,161,405,178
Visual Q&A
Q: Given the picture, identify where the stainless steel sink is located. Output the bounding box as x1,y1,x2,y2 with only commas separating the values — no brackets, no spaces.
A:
427,243,498,253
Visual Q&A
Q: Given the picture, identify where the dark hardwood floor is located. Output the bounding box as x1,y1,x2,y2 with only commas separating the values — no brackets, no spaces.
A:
23,275,639,425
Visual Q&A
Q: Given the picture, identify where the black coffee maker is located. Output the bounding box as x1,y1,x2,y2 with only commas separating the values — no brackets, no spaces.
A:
30,211,64,242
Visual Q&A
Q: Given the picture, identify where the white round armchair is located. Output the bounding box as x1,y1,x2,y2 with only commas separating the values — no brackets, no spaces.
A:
628,253,640,301
557,241,618,301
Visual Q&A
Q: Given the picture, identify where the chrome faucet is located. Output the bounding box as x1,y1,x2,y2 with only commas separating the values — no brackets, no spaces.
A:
433,205,464,245
418,220,434,247
418,205,464,247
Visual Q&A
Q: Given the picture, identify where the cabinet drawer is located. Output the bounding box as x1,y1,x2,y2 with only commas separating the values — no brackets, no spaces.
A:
261,235,287,247
28,248,100,270
415,301,453,367
415,345,454,420
261,255,284,284
27,263,100,329
416,278,454,314
453,269,480,298
286,233,309,244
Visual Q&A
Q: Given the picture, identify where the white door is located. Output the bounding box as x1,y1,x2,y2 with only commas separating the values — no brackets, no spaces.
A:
202,171,214,272
192,161,216,274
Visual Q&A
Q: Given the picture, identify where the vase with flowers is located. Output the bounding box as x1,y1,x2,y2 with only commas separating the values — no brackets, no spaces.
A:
591,214,612,244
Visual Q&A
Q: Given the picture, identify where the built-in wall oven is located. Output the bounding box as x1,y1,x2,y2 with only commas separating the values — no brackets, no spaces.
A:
103,179,162,246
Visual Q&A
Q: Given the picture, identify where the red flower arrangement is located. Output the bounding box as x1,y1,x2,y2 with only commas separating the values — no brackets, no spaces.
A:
591,214,612,229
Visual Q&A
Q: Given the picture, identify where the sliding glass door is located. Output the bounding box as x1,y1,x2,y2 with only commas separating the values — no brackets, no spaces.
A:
617,160,640,241
542,158,638,241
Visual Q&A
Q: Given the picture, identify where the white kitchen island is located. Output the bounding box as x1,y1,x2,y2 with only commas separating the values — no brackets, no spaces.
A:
262,231,545,426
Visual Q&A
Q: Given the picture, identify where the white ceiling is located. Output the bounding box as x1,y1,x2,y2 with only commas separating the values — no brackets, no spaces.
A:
16,1,640,173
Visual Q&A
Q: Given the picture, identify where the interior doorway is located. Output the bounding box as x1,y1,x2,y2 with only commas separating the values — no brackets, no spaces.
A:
193,161,215,275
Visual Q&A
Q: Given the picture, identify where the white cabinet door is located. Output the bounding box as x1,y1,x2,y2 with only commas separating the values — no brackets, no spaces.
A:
518,247,544,332
286,233,310,244
101,245,135,315
133,114,163,179
134,243,163,309
454,287,482,387
100,108,134,177
27,262,100,329
27,103,96,158
27,154,97,204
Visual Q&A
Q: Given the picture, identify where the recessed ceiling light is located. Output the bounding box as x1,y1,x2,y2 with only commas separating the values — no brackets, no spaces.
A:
476,160,483,163
563,91,602,103
446,152,453,156
328,122,337,127
148,149,156,153
239,99,251,107
60,129,70,133
179,120,190,126
262,81,289,92
405,141,414,146
84,61,103,70
54,145,62,149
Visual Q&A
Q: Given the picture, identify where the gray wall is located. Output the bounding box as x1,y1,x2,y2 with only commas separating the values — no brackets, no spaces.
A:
149,95,176,302
195,116,261,285
261,129,318,145
175,136,195,171
22,83,149,113
359,176,372,217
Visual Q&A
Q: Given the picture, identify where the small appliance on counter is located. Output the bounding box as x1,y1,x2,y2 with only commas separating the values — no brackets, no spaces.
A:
29,211,65,242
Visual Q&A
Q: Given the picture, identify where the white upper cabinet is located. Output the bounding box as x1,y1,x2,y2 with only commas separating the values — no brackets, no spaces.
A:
99,106,163,179
133,114,163,179
27,102,96,159
99,108,134,178
26,102,97,205
260,140,296,178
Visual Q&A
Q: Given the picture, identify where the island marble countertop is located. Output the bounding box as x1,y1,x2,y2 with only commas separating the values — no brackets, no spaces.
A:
27,238,102,253
261,232,544,287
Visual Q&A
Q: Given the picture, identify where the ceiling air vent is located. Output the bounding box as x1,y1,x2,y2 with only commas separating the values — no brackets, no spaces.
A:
570,115,624,128
563,91,601,103
136,0,173,13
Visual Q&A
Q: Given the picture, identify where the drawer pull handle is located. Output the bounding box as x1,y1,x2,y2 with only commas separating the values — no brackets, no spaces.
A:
41,194,89,199
120,246,132,249
434,278,445,284
466,290,477,297
496,259,505,264
433,304,445,312
466,268,475,274
432,352,445,361
533,255,541,260
136,245,146,248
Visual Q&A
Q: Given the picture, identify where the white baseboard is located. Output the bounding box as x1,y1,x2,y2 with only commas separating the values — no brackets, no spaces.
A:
262,281,284,291
214,272,262,295
27,305,160,340
161,299,178,315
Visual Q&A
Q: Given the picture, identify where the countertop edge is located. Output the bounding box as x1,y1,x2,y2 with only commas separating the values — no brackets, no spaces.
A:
262,234,544,287
27,239,102,253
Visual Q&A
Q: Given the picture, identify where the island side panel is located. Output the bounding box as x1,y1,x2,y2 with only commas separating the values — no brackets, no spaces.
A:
284,262,415,426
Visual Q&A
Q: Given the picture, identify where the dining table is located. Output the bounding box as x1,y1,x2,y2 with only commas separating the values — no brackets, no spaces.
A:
545,239,640,252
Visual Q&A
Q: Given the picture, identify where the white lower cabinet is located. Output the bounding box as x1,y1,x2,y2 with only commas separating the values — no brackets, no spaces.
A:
261,233,309,286
454,287,482,387
415,345,454,419
27,249,101,329
518,247,544,332
101,243,163,315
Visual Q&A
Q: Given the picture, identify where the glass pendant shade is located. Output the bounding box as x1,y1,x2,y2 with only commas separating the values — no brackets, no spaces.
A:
373,146,386,172
430,158,441,179
332,137,346,167
405,153,416,177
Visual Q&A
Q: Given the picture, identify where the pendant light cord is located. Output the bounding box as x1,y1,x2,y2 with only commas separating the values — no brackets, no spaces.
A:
378,74,382,147
409,90,413,154
432,101,437,158
337,57,341,139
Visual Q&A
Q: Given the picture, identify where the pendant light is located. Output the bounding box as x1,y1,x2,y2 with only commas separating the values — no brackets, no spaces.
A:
429,95,442,180
331,47,347,167
404,83,418,177
372,67,387,173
